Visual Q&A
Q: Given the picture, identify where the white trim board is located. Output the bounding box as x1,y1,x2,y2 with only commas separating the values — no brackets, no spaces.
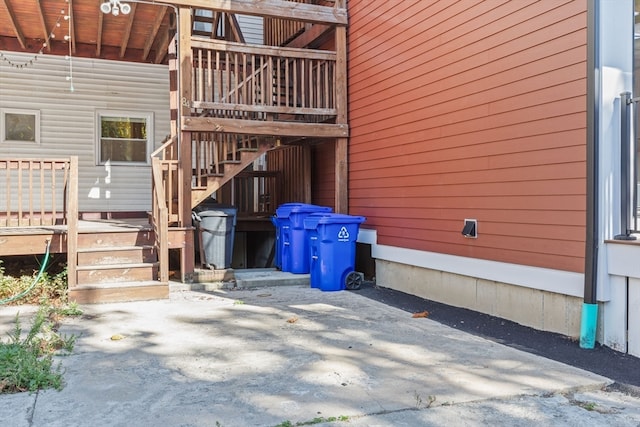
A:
357,228,584,298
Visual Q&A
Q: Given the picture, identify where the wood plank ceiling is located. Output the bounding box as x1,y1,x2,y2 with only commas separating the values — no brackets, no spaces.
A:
0,0,174,64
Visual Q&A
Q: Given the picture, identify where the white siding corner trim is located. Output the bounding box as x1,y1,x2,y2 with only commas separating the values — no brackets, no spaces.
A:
358,228,584,298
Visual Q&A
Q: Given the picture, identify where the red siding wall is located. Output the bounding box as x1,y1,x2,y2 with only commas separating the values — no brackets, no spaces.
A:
311,141,336,210
348,0,587,272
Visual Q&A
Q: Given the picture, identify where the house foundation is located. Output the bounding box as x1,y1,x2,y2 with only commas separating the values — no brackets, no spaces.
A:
375,259,583,338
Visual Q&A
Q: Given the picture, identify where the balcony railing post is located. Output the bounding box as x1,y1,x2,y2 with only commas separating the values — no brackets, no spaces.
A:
615,91,636,240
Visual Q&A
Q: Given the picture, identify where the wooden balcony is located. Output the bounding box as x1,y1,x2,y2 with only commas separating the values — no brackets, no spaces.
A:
183,38,348,139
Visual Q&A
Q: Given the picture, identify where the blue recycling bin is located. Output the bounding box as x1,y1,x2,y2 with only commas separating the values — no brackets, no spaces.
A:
304,213,366,291
271,216,282,269
275,203,332,273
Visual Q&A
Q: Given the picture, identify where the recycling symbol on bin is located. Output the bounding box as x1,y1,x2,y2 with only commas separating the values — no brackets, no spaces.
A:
337,226,350,242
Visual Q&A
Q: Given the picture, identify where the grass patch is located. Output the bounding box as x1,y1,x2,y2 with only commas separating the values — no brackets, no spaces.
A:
0,304,79,394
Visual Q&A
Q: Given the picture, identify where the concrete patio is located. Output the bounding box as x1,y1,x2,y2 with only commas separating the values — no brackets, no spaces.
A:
1,284,639,426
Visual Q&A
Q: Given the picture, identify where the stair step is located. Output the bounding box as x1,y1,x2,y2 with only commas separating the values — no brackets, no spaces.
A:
77,245,155,252
69,280,169,304
219,160,241,165
76,262,158,271
77,262,158,284
77,246,157,266
78,230,154,248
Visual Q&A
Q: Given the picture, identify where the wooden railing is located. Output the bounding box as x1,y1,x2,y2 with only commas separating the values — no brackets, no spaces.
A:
151,157,170,284
151,136,180,225
231,170,281,217
192,132,261,188
190,39,337,122
0,158,78,227
0,157,78,286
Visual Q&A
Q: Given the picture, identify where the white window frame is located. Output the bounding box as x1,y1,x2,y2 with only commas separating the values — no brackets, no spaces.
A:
96,110,153,166
1,108,40,144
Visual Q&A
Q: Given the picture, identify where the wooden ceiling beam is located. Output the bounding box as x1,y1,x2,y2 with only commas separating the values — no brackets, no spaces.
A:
154,0,347,26
35,0,50,52
153,26,170,64
142,6,168,61
69,0,76,54
0,0,27,49
120,3,137,59
96,10,104,57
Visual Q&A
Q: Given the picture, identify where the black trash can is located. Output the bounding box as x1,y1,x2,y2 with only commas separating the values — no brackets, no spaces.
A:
193,202,237,269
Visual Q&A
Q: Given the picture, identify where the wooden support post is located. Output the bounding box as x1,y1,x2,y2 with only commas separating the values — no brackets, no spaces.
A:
335,138,347,213
334,26,348,213
303,144,312,204
66,156,79,288
179,7,195,281
169,31,179,139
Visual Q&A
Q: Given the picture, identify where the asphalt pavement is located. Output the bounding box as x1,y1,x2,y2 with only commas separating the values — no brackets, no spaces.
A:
1,281,640,426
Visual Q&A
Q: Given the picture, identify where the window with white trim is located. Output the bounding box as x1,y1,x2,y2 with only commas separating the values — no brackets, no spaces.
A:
97,111,153,165
1,109,40,144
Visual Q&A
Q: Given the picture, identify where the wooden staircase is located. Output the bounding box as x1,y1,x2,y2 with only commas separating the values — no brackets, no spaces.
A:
69,223,168,304
192,137,273,208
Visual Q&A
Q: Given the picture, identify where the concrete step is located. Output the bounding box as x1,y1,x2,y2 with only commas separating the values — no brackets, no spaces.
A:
182,268,309,291
234,269,310,289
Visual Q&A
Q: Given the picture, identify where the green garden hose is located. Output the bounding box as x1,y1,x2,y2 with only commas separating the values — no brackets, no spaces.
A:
0,240,51,305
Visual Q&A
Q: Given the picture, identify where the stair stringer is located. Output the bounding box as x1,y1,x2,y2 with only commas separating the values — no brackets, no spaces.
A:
191,140,273,208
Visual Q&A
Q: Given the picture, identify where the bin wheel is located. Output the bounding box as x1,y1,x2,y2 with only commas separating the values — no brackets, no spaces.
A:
345,271,363,290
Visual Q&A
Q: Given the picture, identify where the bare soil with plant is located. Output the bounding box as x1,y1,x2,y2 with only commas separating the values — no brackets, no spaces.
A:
0,255,80,394
0,255,68,306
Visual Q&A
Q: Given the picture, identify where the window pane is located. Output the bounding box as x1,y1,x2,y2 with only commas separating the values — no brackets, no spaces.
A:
98,114,149,164
5,113,36,142
100,139,147,162
101,117,147,140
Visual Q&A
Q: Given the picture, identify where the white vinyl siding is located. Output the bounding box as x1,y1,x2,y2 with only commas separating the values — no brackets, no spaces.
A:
237,14,264,45
0,52,170,212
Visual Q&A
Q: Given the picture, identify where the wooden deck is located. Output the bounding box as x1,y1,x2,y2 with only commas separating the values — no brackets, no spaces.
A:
0,219,157,256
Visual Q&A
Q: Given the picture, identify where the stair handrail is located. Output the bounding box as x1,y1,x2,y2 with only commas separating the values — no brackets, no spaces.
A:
151,135,178,160
151,157,169,283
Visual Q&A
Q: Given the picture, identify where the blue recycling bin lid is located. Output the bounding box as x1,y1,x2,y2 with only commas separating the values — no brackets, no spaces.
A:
276,203,332,218
304,213,365,229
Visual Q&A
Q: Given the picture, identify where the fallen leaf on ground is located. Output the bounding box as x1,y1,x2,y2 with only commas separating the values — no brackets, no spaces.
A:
412,311,429,318
110,334,126,340
287,316,298,323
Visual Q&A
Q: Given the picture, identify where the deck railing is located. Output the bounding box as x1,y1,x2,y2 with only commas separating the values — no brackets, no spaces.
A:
232,171,281,217
0,157,78,286
151,136,180,225
0,158,78,227
151,157,170,284
190,39,337,122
